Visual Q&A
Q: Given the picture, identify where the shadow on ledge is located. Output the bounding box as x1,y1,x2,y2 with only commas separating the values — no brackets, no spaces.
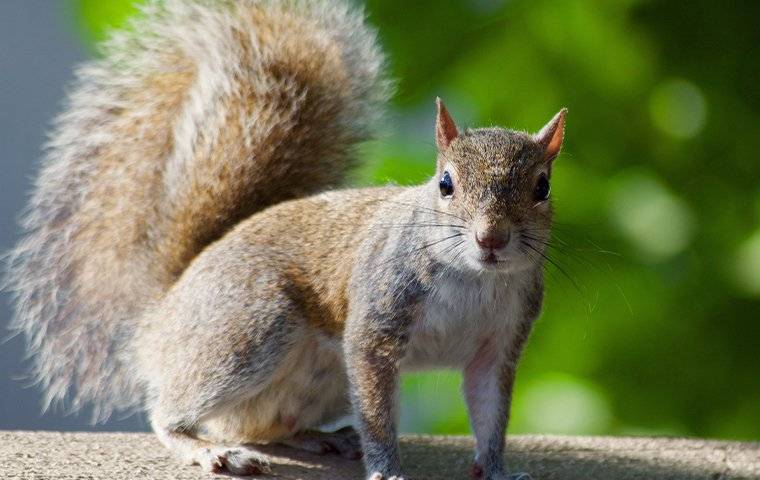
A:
1,431,757,479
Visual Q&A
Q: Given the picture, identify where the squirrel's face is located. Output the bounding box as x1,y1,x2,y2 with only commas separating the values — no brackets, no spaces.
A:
430,99,566,274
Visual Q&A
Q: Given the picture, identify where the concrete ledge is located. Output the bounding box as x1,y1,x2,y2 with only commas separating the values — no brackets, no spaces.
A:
1,431,758,479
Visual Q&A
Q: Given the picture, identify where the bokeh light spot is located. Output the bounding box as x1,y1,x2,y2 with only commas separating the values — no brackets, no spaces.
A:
610,171,695,261
649,79,707,139
733,229,760,296
512,372,612,434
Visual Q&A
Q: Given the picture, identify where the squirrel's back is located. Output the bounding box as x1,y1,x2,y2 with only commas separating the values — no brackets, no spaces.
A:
4,0,388,420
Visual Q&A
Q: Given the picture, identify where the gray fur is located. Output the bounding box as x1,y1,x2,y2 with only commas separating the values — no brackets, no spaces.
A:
3,0,565,478
3,0,387,421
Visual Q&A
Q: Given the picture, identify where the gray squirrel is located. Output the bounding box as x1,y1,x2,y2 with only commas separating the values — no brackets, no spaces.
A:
4,1,566,479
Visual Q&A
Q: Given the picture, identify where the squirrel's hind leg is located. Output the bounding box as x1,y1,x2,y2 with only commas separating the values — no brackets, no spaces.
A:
138,245,356,471
152,422,271,476
136,259,311,474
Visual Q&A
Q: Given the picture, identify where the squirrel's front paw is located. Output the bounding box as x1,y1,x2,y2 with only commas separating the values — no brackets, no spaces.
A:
368,472,405,480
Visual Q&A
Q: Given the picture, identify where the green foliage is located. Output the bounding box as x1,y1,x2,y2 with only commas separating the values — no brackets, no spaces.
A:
73,0,760,440
74,0,142,46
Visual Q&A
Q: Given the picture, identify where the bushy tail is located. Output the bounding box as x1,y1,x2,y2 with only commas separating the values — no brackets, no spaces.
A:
4,0,388,421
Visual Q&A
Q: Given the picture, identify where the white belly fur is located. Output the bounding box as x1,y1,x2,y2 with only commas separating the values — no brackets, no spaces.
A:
402,270,528,370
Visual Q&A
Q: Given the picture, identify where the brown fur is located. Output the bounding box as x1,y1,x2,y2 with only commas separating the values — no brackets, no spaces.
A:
5,0,387,419
136,106,562,478
6,1,568,478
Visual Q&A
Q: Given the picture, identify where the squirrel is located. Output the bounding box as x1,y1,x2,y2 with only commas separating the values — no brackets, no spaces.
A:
4,1,567,479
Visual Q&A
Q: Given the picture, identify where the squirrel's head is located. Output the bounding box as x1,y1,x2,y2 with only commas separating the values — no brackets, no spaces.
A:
430,98,566,274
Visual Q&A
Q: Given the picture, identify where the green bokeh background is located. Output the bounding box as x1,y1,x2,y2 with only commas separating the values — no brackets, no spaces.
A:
72,0,759,440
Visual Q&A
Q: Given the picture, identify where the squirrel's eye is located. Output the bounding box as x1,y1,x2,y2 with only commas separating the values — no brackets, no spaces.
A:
533,174,550,201
439,171,454,198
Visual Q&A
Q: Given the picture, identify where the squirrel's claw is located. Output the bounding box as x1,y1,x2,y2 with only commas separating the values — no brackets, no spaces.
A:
195,446,271,476
369,474,405,480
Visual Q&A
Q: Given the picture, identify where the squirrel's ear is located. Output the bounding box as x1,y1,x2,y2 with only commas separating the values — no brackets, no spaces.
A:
534,108,567,163
436,97,459,151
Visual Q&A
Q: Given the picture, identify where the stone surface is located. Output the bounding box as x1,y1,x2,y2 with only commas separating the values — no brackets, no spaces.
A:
1,431,758,479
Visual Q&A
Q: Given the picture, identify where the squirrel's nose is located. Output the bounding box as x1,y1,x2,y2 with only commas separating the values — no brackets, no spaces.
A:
476,231,508,251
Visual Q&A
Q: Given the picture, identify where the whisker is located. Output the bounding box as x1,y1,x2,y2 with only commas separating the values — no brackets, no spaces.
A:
520,232,621,274
437,239,465,259
433,241,468,292
518,227,633,316
373,198,470,223
370,222,467,230
521,240,582,294
518,242,563,286
378,233,464,267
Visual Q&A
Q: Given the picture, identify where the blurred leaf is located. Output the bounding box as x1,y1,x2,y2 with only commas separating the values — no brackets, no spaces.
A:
75,0,142,47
